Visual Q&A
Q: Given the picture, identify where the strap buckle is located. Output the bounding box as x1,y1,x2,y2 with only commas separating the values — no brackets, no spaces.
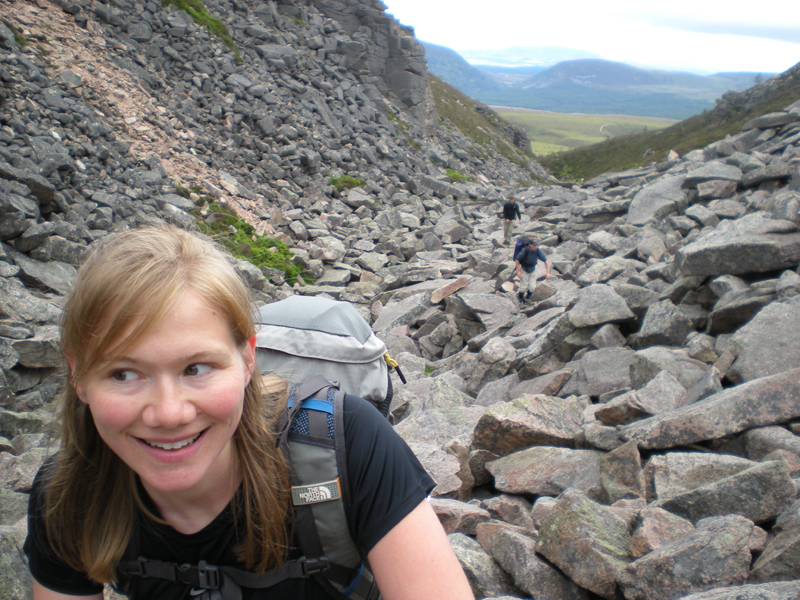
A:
128,557,148,577
175,561,220,590
300,556,330,576
196,561,220,590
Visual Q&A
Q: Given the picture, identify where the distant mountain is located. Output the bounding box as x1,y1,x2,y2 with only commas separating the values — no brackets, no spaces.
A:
520,60,756,90
421,42,500,97
423,45,771,119
476,65,548,87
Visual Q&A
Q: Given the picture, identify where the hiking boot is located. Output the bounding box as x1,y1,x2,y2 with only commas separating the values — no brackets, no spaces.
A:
525,291,532,303
517,291,524,303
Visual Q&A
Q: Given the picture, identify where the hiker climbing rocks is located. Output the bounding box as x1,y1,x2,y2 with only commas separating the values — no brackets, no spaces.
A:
502,194,522,244
515,236,550,304
24,226,474,600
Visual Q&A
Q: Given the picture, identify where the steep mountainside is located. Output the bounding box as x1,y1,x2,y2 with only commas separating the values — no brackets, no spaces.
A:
541,60,800,180
422,41,500,97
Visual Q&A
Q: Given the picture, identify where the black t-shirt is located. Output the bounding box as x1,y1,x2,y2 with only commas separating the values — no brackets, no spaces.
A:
25,395,435,599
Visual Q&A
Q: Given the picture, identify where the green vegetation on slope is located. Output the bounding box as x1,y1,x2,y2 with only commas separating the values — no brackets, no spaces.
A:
429,76,539,182
329,174,366,192
163,0,241,63
176,186,307,285
495,108,676,155
538,63,800,182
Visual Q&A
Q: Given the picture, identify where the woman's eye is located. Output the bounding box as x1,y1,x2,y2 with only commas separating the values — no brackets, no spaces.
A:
112,370,138,382
185,364,212,377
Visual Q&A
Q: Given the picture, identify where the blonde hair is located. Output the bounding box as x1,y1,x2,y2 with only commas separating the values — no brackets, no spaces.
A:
44,226,290,582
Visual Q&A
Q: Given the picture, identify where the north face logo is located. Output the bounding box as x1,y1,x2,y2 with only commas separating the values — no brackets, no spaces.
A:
292,479,342,506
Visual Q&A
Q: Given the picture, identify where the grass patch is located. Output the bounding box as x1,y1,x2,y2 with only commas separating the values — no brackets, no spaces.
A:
329,174,365,192
445,168,468,183
424,366,434,376
429,76,542,177
163,0,241,63
185,187,307,285
539,66,800,182
2,19,28,46
495,108,675,155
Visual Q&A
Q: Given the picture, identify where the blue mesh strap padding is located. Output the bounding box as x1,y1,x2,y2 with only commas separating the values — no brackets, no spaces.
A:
295,399,334,414
287,386,336,438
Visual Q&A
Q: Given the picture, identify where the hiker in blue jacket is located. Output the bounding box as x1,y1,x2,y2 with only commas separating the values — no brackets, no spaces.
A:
25,226,474,600
502,194,522,244
515,236,550,304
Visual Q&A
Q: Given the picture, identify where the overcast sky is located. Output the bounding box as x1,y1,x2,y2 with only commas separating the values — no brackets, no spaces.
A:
381,0,800,74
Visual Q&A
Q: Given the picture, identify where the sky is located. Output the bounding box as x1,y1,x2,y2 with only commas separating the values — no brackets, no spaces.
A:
381,0,800,75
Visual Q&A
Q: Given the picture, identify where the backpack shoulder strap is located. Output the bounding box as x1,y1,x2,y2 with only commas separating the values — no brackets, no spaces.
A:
283,379,379,600
115,377,379,600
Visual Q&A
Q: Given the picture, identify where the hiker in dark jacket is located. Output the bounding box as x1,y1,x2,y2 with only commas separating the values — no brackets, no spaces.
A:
515,236,550,304
502,195,522,244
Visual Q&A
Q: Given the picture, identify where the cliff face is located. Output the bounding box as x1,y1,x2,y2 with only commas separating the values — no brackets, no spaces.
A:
308,0,431,124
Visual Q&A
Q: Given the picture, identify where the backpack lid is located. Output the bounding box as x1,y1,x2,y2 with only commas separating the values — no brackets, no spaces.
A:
257,296,373,344
255,296,386,364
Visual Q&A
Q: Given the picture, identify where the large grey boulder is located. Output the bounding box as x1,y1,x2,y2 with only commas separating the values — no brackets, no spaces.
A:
621,368,800,449
448,533,521,599
629,299,694,348
445,293,516,342
653,460,796,524
645,452,756,502
629,508,695,558
675,214,800,277
567,284,634,328
372,291,432,331
535,489,630,600
0,526,32,600
627,174,687,226
682,161,743,188
599,441,646,503
677,582,800,600
487,446,604,497
430,498,491,535
477,525,588,600
727,296,800,383
618,515,755,600
629,346,710,390
559,347,635,397
406,441,469,499
595,370,686,426
750,500,800,582
471,395,588,455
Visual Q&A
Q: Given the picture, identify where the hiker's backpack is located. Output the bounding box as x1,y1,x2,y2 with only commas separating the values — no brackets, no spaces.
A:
254,295,404,417
512,239,525,261
115,377,380,600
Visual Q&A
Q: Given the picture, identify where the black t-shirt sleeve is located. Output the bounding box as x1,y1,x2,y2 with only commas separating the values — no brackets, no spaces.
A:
24,458,105,596
342,395,435,554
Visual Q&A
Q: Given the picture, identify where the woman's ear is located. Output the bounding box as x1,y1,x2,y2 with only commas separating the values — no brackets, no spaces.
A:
243,336,257,383
68,357,90,404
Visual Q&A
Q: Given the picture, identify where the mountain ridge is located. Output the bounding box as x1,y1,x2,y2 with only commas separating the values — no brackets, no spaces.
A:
423,43,769,119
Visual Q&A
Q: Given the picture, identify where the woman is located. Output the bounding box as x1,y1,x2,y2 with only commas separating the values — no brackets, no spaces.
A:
25,226,474,600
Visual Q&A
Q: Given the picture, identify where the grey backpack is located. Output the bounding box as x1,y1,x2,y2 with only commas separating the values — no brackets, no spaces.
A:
255,295,404,416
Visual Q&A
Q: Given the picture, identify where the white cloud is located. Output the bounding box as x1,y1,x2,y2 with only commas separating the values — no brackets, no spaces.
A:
383,0,800,74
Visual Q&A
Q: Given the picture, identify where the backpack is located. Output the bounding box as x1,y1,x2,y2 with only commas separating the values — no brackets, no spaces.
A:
115,376,380,600
254,295,405,417
512,238,525,261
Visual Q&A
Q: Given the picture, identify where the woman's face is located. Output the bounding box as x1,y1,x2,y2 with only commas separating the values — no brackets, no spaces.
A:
75,290,255,503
